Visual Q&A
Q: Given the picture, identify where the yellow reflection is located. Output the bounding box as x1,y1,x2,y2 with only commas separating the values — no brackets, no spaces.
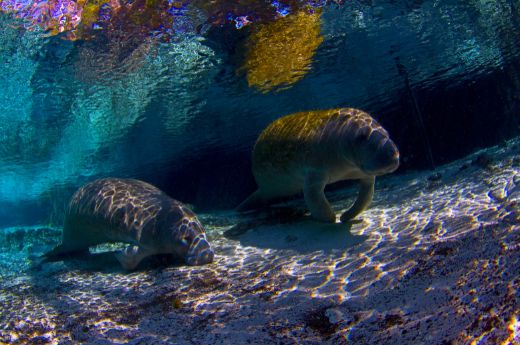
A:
243,10,324,93
502,314,519,345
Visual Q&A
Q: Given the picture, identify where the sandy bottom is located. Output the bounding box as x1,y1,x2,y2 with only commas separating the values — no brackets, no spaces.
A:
0,139,519,345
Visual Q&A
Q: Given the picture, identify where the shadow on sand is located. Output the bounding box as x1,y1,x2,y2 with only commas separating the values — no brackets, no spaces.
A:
226,219,368,252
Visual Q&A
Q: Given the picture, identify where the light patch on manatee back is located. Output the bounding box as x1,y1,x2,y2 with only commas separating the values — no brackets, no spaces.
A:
68,179,164,242
253,108,386,173
253,109,338,170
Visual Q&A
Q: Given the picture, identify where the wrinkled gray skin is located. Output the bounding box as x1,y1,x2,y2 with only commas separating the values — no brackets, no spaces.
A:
237,108,400,223
45,178,214,270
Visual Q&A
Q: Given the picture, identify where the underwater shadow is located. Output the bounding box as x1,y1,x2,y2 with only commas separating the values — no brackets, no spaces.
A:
227,220,368,253
37,249,185,273
19,244,188,343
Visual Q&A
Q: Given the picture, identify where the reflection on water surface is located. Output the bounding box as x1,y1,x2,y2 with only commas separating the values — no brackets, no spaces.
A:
0,1,519,221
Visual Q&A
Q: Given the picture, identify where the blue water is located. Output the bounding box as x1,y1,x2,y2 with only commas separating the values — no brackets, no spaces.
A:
0,0,519,227
1,2,520,344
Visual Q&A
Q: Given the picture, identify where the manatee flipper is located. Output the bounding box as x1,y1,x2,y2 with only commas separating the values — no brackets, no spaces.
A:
236,189,268,212
304,170,336,223
114,245,154,270
340,176,375,222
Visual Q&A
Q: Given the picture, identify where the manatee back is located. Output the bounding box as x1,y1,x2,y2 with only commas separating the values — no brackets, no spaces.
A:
63,178,178,246
252,108,384,173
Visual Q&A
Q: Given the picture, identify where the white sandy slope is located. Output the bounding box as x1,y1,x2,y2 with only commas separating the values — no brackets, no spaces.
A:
0,139,519,345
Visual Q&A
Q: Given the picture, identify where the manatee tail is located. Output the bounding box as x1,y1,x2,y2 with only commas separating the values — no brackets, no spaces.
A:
236,190,268,212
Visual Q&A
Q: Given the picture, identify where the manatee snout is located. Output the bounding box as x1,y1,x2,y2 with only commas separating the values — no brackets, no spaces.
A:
185,235,214,265
358,129,400,175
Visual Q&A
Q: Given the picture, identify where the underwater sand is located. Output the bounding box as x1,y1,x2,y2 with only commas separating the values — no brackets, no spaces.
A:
0,139,519,345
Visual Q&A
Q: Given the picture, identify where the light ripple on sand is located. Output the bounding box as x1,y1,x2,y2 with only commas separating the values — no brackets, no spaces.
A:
0,138,518,344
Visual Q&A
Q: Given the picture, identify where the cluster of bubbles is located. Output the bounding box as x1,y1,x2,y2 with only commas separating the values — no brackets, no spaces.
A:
0,0,341,40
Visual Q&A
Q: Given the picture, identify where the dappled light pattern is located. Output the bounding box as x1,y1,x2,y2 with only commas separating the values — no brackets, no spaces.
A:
0,139,518,343
46,178,214,269
251,108,397,174
0,14,220,206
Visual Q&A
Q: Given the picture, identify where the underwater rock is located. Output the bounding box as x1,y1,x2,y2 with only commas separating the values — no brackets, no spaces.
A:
237,108,399,223
44,178,214,269
324,308,345,325
489,186,507,202
304,307,338,337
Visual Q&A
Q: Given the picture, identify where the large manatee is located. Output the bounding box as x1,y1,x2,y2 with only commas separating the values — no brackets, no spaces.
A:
237,108,400,223
44,178,214,269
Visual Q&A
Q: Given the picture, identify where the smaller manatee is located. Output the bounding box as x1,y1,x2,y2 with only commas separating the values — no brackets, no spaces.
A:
44,178,214,270
237,108,400,223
